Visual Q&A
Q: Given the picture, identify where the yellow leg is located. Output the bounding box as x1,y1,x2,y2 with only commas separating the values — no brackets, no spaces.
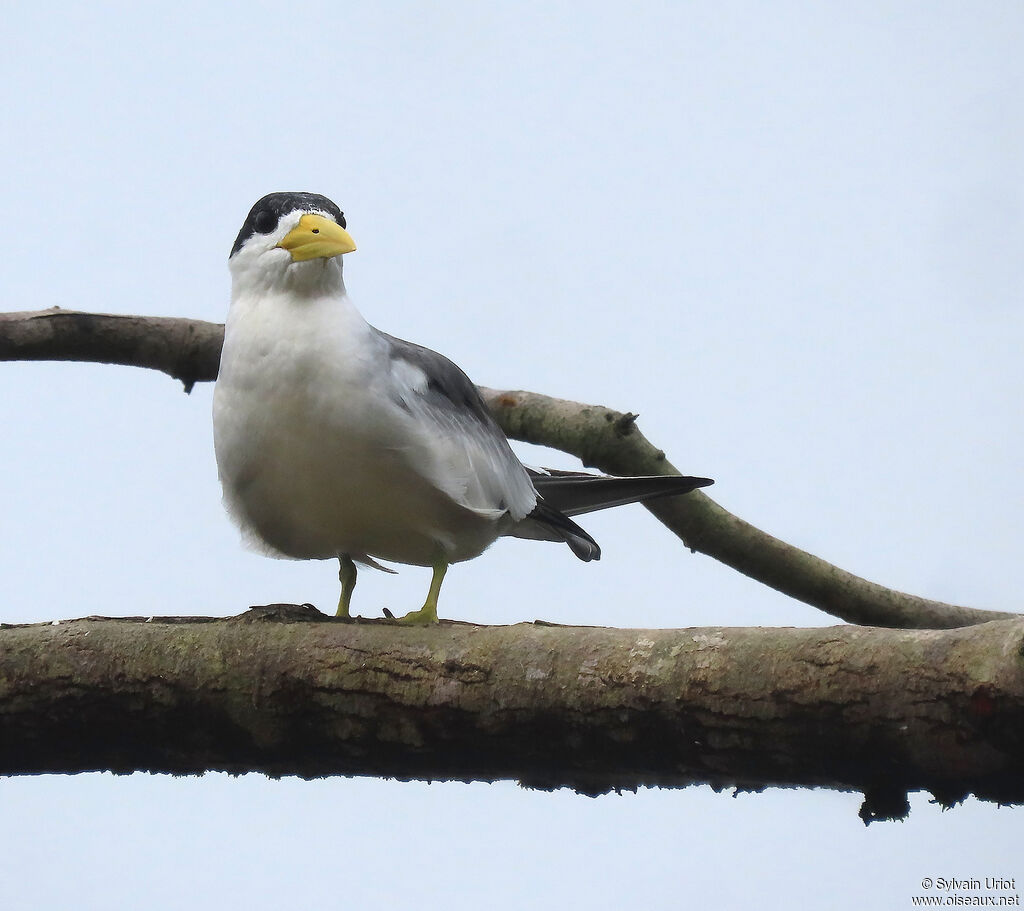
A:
397,559,448,626
336,555,357,618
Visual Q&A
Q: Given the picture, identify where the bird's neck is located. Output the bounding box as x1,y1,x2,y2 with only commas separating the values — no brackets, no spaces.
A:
233,257,347,300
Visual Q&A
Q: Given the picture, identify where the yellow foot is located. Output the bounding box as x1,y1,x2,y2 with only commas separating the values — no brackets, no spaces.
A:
395,605,439,626
392,558,447,625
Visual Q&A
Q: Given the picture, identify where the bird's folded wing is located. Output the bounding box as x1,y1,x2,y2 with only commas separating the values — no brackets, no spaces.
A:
381,331,537,521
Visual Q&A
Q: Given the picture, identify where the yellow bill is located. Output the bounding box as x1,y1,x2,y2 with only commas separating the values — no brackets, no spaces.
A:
277,214,357,261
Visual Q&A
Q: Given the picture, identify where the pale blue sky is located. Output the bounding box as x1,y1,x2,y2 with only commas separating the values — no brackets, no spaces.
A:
2,3,1022,908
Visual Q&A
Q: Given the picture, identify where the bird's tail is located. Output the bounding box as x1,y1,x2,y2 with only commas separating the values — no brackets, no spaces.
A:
528,469,713,517
509,470,713,562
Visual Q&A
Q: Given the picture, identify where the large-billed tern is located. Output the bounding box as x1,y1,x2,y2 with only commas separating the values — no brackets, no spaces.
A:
214,192,712,624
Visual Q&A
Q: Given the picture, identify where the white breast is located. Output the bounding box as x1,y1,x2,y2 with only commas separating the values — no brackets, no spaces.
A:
213,290,510,566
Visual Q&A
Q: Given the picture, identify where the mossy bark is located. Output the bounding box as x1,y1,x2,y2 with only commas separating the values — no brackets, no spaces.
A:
2,608,1023,820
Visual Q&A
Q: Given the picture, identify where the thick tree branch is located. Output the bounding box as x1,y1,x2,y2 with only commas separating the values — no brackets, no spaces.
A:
1,308,1015,629
2,608,1023,821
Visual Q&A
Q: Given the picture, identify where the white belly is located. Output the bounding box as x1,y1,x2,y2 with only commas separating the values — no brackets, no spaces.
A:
213,295,503,567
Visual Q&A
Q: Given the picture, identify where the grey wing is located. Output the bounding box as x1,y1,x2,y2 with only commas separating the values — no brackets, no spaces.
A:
380,331,538,520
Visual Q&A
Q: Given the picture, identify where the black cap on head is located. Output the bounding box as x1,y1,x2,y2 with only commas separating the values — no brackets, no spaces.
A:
230,192,346,258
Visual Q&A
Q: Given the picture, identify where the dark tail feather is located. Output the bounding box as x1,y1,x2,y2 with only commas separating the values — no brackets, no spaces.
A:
522,502,601,562
528,470,713,517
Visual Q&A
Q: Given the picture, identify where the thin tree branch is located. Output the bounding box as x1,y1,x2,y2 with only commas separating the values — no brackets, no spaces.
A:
0,308,220,392
2,608,1023,821
480,389,1016,630
1,308,1015,629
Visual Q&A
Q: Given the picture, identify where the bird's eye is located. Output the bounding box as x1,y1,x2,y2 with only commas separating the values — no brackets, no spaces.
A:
311,228,320,234
253,210,278,234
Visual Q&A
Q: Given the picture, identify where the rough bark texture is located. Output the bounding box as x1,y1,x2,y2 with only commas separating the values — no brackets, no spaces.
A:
0,308,221,392
2,608,1023,820
1,308,1015,630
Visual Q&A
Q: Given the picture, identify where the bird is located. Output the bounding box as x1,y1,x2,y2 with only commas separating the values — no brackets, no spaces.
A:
213,192,713,624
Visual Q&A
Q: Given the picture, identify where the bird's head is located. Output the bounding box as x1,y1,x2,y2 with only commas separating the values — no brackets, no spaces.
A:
228,192,357,296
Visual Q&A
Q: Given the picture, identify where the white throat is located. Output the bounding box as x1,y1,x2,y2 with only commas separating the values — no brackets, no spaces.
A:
230,249,347,302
